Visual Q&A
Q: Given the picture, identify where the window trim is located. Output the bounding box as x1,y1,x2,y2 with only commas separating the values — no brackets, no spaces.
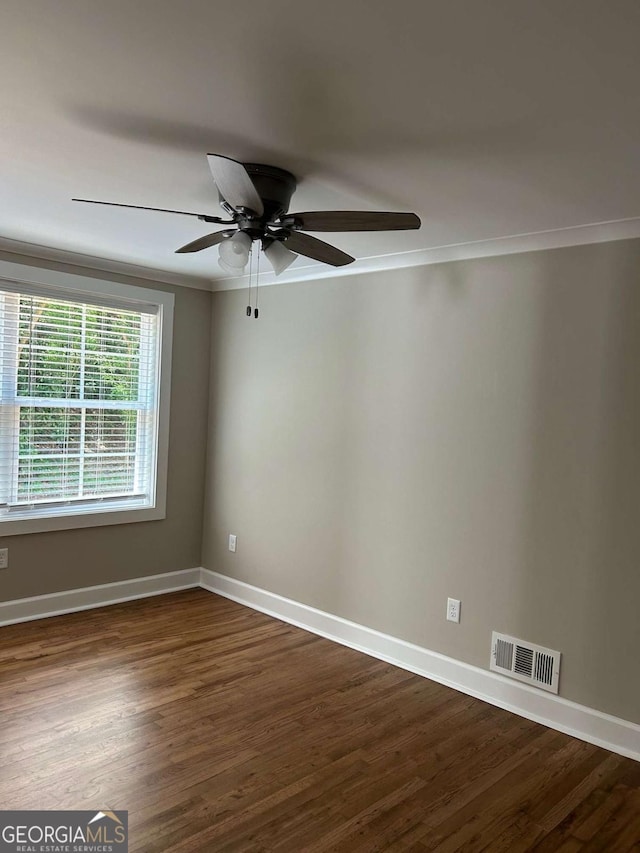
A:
0,259,173,536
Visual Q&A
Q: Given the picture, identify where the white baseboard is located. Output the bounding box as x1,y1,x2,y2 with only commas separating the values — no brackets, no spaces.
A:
0,568,201,627
2,567,637,762
200,569,640,762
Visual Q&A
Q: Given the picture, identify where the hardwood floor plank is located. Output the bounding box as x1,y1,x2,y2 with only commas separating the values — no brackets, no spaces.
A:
0,588,638,852
570,786,628,843
579,787,640,852
533,752,624,832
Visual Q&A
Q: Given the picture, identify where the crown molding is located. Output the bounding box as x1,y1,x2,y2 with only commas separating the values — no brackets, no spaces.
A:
213,215,640,291
2,215,640,294
0,237,212,291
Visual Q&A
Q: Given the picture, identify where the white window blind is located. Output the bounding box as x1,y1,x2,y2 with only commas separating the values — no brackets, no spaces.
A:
0,282,161,524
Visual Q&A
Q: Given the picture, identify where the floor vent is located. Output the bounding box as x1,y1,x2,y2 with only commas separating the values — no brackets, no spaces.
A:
490,632,560,694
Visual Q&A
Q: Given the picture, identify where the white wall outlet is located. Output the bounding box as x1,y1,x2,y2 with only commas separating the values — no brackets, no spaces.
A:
228,534,237,553
447,597,461,623
0,548,8,569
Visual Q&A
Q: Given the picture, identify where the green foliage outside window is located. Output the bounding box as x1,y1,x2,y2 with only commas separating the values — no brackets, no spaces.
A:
15,297,144,501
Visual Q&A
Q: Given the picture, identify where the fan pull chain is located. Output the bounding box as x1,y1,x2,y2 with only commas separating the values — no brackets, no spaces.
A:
246,245,253,316
254,248,260,319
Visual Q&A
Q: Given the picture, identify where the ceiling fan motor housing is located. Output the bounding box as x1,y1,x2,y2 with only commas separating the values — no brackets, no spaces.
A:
218,163,297,225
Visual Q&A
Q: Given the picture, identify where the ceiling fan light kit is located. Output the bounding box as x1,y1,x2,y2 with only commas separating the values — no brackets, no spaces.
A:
73,153,421,313
263,239,297,275
218,230,252,270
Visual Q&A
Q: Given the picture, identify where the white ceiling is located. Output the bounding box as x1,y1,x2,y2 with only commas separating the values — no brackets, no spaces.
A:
2,0,640,290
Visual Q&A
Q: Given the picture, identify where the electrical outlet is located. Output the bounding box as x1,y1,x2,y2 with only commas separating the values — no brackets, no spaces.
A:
447,597,461,623
0,548,8,569
228,534,237,553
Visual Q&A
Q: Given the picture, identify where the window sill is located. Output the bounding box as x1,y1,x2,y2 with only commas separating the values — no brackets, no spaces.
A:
0,502,166,536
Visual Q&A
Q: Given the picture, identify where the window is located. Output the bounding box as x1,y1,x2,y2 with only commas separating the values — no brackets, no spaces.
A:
0,262,173,534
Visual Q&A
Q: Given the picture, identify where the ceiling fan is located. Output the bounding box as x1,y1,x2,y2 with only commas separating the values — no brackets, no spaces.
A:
73,154,421,276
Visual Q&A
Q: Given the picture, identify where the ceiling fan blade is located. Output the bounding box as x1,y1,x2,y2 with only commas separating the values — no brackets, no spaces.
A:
283,211,421,232
207,154,264,216
175,230,234,254
72,198,226,222
283,232,354,267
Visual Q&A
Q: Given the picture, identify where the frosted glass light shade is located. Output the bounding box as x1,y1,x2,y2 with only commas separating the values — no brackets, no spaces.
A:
219,231,252,270
264,240,297,275
219,257,242,274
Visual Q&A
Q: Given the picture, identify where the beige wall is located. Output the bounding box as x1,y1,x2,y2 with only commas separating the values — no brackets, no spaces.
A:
202,238,640,724
0,254,211,601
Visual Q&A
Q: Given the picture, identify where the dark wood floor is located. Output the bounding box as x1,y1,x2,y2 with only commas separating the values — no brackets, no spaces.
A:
1,589,638,852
